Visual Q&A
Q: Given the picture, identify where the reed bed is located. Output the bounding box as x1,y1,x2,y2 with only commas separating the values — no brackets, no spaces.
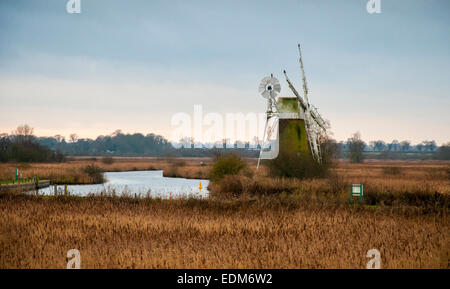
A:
0,157,214,184
0,158,448,268
0,193,447,269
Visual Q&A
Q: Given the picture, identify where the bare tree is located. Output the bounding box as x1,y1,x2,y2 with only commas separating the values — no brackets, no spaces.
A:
112,129,123,136
347,132,365,163
422,140,437,152
179,136,194,149
12,124,34,143
14,124,34,136
389,140,400,151
69,133,78,143
54,134,65,143
416,143,424,152
370,140,386,152
400,141,411,152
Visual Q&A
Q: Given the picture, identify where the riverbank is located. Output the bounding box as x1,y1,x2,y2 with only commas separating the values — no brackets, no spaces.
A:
0,179,50,192
1,157,449,186
0,157,214,185
0,193,447,268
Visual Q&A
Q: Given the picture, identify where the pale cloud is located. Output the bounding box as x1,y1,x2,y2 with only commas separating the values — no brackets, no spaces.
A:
0,74,262,140
1,1,449,145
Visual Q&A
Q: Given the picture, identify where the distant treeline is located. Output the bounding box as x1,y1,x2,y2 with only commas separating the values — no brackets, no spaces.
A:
37,131,259,158
39,131,174,157
339,132,450,162
0,127,258,160
0,125,448,161
0,128,65,162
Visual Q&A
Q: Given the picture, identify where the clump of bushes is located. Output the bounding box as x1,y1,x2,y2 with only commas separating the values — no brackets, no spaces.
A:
265,137,336,179
209,175,316,199
265,152,325,179
101,156,114,164
363,190,449,210
82,164,105,183
164,166,180,178
164,159,185,178
0,138,65,163
209,153,252,182
435,143,450,160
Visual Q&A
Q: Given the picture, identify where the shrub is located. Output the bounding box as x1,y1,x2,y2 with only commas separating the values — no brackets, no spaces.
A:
209,153,251,182
101,156,114,164
436,143,450,160
209,175,304,199
265,137,336,179
164,166,179,178
210,175,245,198
347,132,365,163
82,164,105,183
0,138,65,163
265,151,323,179
325,173,348,195
364,190,449,209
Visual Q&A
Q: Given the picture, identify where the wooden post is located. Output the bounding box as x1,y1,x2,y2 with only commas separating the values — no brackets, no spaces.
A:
64,184,68,196
54,185,58,196
35,176,39,194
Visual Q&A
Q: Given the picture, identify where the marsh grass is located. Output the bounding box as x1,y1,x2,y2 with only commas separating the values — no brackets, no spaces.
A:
382,166,403,176
0,192,447,269
101,156,114,165
0,159,448,269
0,157,213,184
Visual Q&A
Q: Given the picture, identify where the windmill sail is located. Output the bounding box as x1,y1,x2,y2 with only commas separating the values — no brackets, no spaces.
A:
283,44,327,163
257,75,281,170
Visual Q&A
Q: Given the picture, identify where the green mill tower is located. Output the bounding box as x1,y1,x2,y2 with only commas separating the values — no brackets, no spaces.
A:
257,44,327,170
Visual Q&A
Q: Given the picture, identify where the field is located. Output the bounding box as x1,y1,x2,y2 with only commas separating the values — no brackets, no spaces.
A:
0,158,449,268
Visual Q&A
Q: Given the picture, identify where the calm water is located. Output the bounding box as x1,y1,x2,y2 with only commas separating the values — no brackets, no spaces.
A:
37,170,209,198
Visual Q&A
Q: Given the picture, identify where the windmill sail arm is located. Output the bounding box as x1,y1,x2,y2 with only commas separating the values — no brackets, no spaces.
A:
283,70,307,110
309,104,326,130
310,107,326,131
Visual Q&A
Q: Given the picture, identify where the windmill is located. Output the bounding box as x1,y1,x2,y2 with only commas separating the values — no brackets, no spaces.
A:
257,44,327,170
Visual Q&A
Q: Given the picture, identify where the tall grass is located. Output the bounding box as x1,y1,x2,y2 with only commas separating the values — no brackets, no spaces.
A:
0,159,448,268
0,193,447,268
0,157,213,184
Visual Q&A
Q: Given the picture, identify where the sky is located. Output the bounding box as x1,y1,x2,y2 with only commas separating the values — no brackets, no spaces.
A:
0,0,449,145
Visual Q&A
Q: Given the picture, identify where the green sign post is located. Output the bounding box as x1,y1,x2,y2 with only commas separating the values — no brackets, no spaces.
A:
350,184,363,204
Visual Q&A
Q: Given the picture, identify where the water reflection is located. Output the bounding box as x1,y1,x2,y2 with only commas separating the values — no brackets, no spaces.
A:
38,170,209,198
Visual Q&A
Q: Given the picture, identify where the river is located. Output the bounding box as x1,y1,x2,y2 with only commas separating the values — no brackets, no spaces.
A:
37,170,209,198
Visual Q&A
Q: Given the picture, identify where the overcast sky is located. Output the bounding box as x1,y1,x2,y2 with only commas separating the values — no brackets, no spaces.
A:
0,0,449,144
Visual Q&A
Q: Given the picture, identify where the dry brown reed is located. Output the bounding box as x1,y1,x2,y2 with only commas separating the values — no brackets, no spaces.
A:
0,193,447,269
0,158,448,268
